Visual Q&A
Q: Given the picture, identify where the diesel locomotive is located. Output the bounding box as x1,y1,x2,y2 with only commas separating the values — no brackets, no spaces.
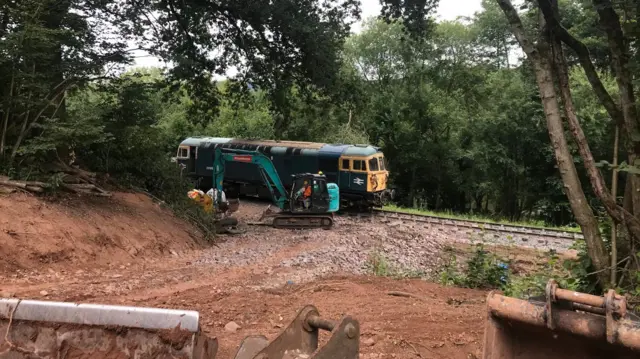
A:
174,137,394,208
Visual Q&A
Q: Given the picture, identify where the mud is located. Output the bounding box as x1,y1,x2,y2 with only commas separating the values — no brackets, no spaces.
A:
0,193,578,359
0,192,204,272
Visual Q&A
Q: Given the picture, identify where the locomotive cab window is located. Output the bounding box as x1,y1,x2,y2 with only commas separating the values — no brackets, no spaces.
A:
353,160,366,171
177,146,189,159
369,158,379,171
378,157,385,170
341,159,350,170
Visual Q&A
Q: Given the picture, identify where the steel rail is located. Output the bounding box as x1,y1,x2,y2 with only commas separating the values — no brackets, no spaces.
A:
339,208,584,242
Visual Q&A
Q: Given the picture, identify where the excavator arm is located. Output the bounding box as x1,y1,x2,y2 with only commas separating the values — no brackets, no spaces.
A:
211,147,335,230
212,147,289,210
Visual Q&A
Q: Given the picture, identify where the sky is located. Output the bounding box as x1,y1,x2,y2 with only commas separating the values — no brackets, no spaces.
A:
131,0,483,69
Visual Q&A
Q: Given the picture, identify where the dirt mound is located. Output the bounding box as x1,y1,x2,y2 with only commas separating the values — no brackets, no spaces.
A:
0,191,203,272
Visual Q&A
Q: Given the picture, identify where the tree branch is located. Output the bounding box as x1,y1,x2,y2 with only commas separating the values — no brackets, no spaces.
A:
165,0,198,58
538,0,623,127
495,0,539,61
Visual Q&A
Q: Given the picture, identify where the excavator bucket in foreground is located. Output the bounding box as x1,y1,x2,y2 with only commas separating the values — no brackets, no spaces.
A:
0,299,359,359
483,279,640,359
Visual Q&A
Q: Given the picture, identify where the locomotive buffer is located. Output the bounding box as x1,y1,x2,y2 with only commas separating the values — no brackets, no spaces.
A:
211,147,339,229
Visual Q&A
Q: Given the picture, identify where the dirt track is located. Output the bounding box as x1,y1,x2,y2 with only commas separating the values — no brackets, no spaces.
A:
0,192,563,358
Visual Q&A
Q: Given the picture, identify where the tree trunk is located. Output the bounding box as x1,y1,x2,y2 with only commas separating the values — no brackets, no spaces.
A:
539,0,640,249
547,13,640,285
409,165,417,208
590,0,640,225
495,0,610,285
0,72,14,157
611,125,620,285
534,53,609,285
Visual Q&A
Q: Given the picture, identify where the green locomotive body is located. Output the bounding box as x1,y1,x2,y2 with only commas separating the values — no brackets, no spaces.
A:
175,137,393,208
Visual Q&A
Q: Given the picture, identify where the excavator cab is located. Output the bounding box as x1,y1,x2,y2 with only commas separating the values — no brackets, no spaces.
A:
289,174,330,214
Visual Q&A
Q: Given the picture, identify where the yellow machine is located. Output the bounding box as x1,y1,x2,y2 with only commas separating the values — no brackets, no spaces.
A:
188,189,214,213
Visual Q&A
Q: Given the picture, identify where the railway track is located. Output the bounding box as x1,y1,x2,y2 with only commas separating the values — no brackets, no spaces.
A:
339,208,584,244
238,196,582,251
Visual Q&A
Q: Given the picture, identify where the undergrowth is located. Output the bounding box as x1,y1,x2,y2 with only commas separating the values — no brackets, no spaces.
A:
437,238,594,299
384,204,581,233
2,160,221,242
439,243,510,290
140,162,221,241
365,249,427,279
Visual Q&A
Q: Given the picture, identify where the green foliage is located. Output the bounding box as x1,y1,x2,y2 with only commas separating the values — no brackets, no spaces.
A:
0,0,630,247
438,241,596,299
503,248,589,299
439,244,510,290
365,249,428,278
366,250,392,277
1,0,384,167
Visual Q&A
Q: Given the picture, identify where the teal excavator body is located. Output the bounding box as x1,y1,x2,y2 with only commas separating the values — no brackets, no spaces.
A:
212,147,339,229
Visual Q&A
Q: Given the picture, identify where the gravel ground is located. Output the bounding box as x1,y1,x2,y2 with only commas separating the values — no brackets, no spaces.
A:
187,200,576,290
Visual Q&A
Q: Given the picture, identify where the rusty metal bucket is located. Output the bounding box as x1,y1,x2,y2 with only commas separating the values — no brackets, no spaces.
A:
483,280,640,358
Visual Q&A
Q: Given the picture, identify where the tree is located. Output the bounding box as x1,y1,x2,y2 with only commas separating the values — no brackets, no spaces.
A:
494,0,611,285
473,0,516,68
0,0,370,166
538,0,640,287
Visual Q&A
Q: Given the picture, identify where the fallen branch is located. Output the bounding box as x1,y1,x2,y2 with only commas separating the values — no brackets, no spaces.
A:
0,178,110,197
387,291,424,300
0,186,17,194
62,184,111,197
25,186,44,193
42,162,97,185
0,179,31,189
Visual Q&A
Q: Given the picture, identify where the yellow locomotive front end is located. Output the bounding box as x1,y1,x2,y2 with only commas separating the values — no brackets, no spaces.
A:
338,151,392,208
365,154,389,193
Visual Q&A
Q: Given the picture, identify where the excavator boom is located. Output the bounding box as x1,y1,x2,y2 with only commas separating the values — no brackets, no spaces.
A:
212,147,338,230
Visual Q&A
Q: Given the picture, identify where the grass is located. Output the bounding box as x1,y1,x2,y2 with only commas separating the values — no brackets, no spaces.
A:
383,204,582,233
365,249,429,279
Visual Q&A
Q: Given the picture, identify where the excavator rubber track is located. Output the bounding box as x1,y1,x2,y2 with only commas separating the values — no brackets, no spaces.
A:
272,214,334,229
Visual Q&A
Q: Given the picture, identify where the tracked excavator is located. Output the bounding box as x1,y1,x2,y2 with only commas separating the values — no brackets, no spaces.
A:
210,147,339,230
2,280,640,358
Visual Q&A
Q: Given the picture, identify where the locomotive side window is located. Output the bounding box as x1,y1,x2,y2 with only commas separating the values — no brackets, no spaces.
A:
341,159,350,170
369,158,379,171
353,160,366,171
177,146,189,159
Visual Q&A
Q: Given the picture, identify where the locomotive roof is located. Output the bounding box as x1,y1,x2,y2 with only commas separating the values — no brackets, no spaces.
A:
180,137,381,156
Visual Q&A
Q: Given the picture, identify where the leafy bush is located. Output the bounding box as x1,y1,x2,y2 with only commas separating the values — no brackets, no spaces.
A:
366,250,392,276
502,248,588,299
365,249,428,278
438,244,510,290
